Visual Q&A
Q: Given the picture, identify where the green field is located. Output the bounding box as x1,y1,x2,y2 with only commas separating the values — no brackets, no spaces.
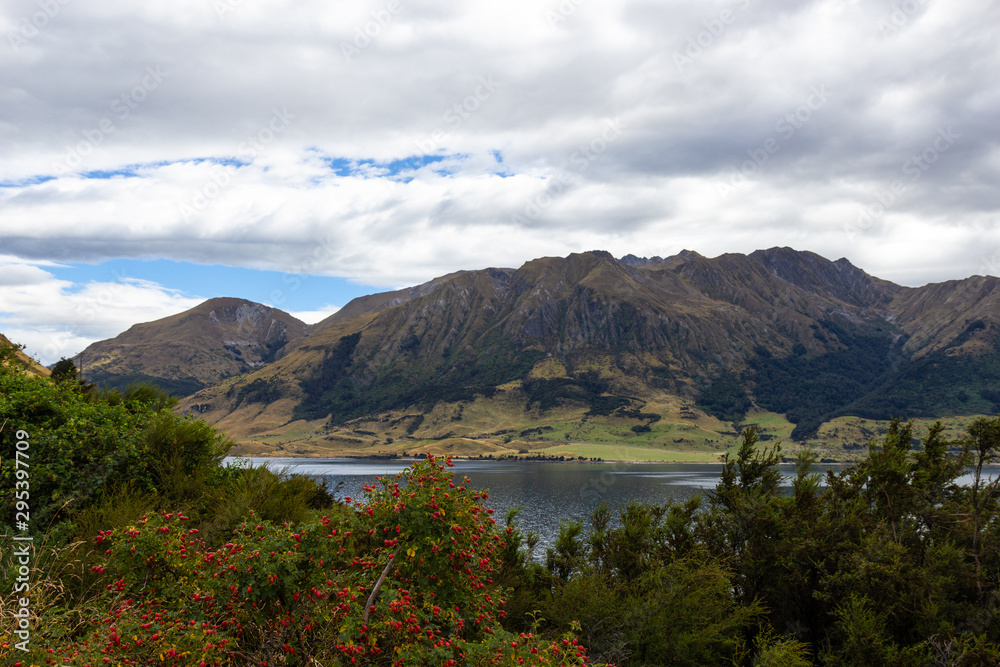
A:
226,382,997,462
525,442,724,462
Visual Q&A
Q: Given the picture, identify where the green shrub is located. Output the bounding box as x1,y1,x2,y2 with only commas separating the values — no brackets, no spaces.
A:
25,458,589,666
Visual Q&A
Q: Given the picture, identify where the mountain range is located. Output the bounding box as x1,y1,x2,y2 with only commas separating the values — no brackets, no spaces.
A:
39,248,1000,458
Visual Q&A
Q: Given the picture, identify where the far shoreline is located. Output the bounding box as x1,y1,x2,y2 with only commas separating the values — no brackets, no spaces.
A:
224,453,857,466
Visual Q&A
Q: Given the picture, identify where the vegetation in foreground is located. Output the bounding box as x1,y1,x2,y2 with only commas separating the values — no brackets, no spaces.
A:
0,344,586,665
3,341,1000,665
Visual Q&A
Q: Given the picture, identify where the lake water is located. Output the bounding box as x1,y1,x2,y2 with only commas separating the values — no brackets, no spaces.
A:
229,457,1000,556
231,457,835,554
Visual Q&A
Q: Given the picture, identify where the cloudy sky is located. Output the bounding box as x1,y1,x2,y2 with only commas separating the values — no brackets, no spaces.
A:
2,0,998,364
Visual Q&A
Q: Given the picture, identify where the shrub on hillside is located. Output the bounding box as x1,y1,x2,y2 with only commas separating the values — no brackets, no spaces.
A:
26,458,588,666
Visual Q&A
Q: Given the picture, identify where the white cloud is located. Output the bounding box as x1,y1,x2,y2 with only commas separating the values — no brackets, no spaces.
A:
0,257,202,364
1,0,999,345
0,256,57,285
289,305,342,325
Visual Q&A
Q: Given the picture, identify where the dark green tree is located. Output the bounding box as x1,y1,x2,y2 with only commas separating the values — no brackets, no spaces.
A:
50,357,79,384
962,416,1000,596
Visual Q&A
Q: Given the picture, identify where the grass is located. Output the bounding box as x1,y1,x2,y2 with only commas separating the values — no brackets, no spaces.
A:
742,411,796,438
806,414,992,456
218,380,995,463
527,443,725,462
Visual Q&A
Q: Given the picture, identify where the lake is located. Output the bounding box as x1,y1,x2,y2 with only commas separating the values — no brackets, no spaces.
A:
230,457,1000,556
231,457,844,554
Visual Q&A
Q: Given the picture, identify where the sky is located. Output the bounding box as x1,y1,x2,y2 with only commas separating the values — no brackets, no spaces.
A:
1,0,999,365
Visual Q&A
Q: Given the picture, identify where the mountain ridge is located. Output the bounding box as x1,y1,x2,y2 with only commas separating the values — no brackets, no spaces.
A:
163,248,1000,449
43,247,1000,454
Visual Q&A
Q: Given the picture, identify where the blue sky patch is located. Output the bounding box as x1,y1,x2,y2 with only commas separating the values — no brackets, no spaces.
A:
80,167,143,179
322,153,454,179
47,259,385,322
0,175,57,188
78,158,250,180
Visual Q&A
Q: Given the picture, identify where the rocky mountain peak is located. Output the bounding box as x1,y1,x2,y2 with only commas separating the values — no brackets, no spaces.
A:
73,297,308,396
619,254,666,266
749,247,899,308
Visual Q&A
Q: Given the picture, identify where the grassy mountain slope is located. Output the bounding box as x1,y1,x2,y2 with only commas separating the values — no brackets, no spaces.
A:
172,248,1000,457
0,333,51,377
79,297,308,396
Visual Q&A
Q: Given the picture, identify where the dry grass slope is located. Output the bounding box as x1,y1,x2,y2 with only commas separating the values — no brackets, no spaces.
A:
0,333,51,377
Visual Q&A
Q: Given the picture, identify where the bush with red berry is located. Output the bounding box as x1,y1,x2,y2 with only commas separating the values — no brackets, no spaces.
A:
25,456,589,666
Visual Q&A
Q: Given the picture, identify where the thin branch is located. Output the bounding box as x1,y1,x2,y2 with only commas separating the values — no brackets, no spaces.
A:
362,547,401,624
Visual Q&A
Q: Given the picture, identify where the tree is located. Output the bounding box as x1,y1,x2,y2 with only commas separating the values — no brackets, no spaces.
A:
962,416,1000,595
49,357,79,384
705,425,785,606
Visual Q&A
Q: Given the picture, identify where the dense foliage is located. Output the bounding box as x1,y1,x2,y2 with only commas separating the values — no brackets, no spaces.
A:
846,341,1000,420
4,339,1000,665
0,345,587,665
702,317,1000,440
696,370,753,424
0,345,234,537
14,459,587,666
497,421,1000,665
293,332,547,425
523,372,631,416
